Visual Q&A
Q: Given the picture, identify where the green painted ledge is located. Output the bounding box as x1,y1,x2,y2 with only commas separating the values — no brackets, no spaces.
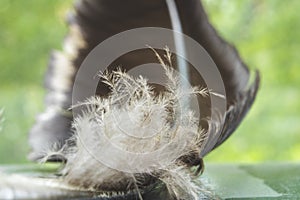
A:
203,163,300,199
0,163,299,199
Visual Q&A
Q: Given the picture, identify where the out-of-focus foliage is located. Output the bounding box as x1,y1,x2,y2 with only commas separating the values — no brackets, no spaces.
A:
0,0,299,163
0,0,73,163
204,0,300,162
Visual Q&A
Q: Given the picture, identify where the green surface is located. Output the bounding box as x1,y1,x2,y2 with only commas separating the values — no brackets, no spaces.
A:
204,163,300,199
0,0,300,163
0,163,60,176
1,163,299,199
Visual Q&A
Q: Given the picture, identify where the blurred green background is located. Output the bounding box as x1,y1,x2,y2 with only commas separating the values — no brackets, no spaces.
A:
0,0,299,164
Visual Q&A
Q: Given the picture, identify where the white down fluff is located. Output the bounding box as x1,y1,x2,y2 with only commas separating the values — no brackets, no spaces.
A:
48,50,212,200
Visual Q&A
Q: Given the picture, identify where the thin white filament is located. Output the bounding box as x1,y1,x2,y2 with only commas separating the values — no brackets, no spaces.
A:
166,0,190,108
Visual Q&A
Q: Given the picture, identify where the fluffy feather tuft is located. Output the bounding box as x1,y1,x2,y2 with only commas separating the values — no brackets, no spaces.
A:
47,50,212,199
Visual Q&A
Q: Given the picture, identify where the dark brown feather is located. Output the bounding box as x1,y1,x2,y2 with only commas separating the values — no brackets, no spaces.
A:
29,0,259,164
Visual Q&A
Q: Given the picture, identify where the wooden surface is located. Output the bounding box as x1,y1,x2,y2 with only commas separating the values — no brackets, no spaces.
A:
0,163,299,199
